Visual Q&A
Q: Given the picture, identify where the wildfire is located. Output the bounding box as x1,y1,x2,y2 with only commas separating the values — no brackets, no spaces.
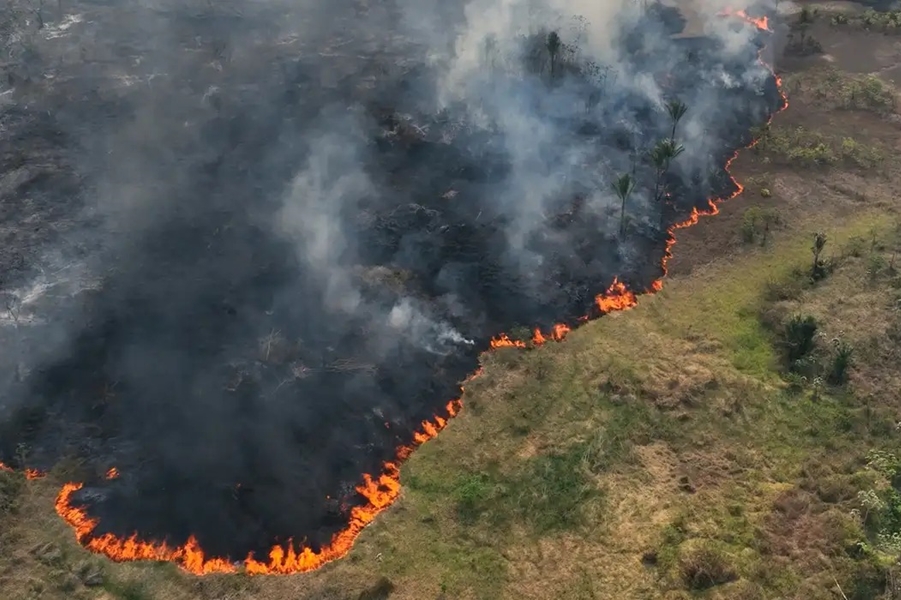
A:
0,461,44,480
54,398,464,575
491,322,573,349
595,276,638,313
42,10,789,578
718,8,771,32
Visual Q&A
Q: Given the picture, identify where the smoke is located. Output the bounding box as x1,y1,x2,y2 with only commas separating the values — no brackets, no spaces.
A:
0,0,781,564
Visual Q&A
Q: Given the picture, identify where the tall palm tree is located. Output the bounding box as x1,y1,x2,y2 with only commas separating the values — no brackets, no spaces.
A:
612,173,636,236
650,138,684,205
665,99,688,144
546,31,561,79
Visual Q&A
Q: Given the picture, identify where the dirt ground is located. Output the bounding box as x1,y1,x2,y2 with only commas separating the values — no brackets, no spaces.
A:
2,3,901,600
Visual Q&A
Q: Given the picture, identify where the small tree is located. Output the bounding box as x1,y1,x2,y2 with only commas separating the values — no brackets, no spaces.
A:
827,338,853,385
546,31,561,79
665,99,689,144
650,138,685,207
783,314,818,366
612,173,635,236
812,231,828,278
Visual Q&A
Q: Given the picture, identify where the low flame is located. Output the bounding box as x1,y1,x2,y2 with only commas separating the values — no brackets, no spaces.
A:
55,399,464,575
106,467,120,480
718,8,771,32
39,13,790,577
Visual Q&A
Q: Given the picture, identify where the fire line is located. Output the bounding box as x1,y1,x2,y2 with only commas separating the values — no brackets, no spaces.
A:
7,9,789,577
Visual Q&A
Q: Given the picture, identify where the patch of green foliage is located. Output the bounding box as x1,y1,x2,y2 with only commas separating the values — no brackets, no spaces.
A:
752,125,885,168
740,206,781,245
0,470,23,515
781,314,818,366
855,451,901,561
412,443,601,535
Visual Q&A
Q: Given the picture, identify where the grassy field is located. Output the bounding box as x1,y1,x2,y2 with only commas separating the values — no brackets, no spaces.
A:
3,3,901,600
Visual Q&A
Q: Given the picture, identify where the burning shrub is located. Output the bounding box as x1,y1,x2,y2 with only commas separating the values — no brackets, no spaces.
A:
677,541,738,590
781,314,818,368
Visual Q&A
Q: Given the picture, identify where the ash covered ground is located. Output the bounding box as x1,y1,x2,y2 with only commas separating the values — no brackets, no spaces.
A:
0,0,782,563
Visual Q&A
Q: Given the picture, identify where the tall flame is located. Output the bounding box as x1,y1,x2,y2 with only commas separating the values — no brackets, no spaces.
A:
30,10,790,577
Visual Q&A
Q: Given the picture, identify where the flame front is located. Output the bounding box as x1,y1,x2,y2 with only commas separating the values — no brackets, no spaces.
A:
38,9,790,578
718,8,771,32
54,399,464,575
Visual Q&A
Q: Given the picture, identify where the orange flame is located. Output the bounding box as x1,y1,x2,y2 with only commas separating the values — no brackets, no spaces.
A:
47,17,788,577
106,467,120,480
55,398,464,575
595,276,638,313
0,461,45,479
718,8,771,32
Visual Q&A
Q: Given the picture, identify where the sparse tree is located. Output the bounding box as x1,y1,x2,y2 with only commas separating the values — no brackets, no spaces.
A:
35,0,45,30
812,231,828,278
482,33,498,72
650,138,685,207
546,31,561,79
3,293,23,382
665,99,688,144
612,173,635,236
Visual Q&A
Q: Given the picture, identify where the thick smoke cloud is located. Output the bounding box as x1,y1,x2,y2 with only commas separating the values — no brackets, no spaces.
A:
0,0,780,562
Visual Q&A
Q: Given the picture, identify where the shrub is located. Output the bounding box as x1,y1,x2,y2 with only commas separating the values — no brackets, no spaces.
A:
678,543,738,590
741,207,781,245
453,472,495,523
782,315,818,365
358,577,395,600
0,470,23,514
827,339,853,385
866,253,887,280
763,270,808,302
509,325,532,344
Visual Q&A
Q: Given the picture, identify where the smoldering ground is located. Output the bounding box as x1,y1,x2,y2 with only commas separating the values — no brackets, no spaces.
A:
0,0,782,563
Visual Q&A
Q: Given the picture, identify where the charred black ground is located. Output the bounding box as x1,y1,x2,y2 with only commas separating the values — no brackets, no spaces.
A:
0,0,782,562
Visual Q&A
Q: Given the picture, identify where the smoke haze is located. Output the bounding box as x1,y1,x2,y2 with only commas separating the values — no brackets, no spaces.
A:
0,0,781,563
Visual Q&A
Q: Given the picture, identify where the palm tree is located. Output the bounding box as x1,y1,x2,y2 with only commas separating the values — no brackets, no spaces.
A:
665,99,688,144
546,31,561,79
812,231,828,278
612,173,636,235
650,138,685,205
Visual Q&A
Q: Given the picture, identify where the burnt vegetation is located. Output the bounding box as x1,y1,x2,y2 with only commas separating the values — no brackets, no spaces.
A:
0,0,784,574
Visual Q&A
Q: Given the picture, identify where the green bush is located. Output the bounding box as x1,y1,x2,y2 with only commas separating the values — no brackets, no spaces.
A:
0,470,23,514
453,472,495,523
741,207,781,245
827,339,853,385
782,315,819,366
